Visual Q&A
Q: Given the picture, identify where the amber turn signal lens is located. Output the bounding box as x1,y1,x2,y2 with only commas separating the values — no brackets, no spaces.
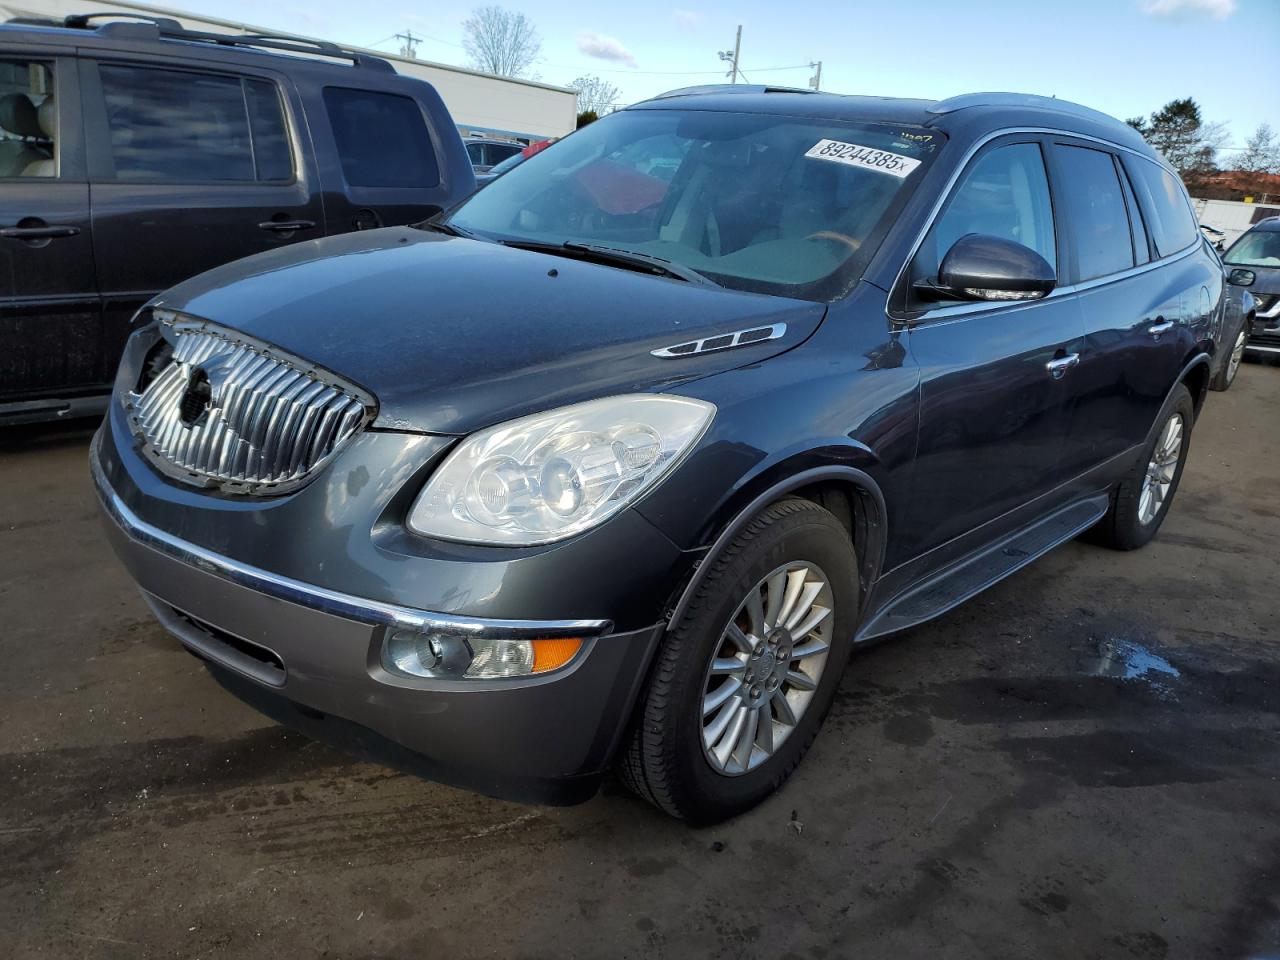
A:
530,637,583,673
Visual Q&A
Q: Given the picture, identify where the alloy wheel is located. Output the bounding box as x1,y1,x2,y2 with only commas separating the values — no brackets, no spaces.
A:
1228,327,1246,383
1138,412,1184,525
699,561,834,776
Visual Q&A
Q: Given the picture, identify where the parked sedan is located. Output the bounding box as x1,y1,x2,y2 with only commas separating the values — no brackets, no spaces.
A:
94,87,1220,824
474,139,555,189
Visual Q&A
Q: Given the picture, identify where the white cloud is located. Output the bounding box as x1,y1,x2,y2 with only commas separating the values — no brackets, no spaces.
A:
576,31,637,67
673,9,702,26
1140,0,1236,19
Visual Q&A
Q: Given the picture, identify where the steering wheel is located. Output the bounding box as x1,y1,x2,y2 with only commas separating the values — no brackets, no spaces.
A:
805,231,861,252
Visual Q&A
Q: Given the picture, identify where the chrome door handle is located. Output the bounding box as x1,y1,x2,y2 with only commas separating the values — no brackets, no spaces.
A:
0,224,80,239
1046,353,1080,379
257,219,316,233
1148,319,1175,337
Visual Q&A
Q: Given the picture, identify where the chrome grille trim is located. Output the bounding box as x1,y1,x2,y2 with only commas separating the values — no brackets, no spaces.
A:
125,315,375,495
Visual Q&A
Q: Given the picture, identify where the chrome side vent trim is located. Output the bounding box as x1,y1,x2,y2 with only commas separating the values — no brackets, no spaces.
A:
124,314,376,495
651,323,787,359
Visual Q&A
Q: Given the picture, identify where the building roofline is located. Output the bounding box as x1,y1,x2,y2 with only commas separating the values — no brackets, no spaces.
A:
67,0,577,95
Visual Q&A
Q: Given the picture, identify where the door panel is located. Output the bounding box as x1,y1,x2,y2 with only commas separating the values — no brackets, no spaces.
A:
0,55,103,403
1050,143,1204,477
898,138,1085,560
904,299,1085,558
82,59,324,355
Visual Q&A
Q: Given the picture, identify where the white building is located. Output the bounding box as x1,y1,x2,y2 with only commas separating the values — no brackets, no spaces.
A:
1192,197,1280,248
0,0,578,142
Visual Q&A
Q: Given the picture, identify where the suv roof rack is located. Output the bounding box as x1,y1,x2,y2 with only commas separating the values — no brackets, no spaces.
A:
929,92,1123,128
55,11,394,72
651,83,817,101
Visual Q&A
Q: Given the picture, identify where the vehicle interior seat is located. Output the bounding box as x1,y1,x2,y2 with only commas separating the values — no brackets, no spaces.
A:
0,92,51,176
21,93,55,176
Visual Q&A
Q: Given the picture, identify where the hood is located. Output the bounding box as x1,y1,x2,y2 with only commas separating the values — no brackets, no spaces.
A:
158,227,826,435
1241,264,1280,297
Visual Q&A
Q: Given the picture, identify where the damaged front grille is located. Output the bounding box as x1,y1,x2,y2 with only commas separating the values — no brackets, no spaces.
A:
125,314,376,494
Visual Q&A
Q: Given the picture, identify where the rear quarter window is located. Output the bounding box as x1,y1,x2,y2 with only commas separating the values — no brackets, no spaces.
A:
1124,157,1198,257
323,87,439,188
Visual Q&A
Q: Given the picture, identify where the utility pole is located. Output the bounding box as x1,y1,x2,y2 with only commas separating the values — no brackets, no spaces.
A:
718,25,742,84
808,60,822,91
395,29,420,59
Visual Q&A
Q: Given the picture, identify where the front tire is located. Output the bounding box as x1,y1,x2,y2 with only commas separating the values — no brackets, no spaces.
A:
1089,383,1194,551
619,498,858,824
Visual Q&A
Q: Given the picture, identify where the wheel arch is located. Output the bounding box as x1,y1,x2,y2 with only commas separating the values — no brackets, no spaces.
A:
667,464,888,630
1178,351,1213,416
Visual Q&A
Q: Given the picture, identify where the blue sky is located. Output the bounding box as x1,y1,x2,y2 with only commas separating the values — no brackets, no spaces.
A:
158,0,1278,154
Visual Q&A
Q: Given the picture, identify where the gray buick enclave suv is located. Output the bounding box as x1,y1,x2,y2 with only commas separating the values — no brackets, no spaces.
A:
94,87,1229,823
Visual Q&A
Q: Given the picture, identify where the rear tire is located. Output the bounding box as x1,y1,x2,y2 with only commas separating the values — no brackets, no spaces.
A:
619,498,857,824
1211,319,1247,391
1089,383,1194,551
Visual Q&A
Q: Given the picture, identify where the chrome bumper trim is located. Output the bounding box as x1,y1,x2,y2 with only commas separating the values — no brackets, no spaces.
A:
91,448,612,639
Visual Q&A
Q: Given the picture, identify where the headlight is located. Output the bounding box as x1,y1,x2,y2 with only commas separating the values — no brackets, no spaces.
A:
407,394,715,545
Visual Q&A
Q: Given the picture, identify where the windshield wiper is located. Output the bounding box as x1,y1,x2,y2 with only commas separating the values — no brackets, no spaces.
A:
415,218,481,240
500,238,720,287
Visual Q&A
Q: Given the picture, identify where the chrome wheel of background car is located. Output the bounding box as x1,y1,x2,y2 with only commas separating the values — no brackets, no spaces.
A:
699,561,834,776
1228,327,1247,383
1138,412,1184,526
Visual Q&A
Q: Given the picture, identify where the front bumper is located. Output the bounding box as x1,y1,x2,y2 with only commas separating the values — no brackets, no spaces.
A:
1247,312,1280,355
91,423,673,805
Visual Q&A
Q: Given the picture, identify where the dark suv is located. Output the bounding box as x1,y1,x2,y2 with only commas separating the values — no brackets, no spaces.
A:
94,87,1225,824
0,13,473,425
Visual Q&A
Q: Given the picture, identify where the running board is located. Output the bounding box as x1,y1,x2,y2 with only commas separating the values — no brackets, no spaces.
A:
856,494,1110,643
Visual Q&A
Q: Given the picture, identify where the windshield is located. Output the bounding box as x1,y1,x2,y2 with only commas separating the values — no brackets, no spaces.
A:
1224,228,1280,268
448,108,943,301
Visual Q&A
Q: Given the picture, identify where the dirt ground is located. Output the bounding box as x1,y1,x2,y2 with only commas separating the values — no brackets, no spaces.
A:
2,361,1277,960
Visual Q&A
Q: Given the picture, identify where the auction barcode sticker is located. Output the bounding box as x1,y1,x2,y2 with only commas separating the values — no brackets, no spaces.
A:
805,139,922,178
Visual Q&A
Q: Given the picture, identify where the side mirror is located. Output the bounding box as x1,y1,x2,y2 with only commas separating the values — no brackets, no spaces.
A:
919,233,1056,303
1228,267,1256,287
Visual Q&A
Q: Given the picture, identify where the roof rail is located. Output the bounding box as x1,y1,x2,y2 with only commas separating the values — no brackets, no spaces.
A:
58,11,395,72
929,92,1123,128
651,83,817,101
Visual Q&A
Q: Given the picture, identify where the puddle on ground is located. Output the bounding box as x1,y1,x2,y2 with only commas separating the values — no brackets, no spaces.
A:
1084,638,1181,700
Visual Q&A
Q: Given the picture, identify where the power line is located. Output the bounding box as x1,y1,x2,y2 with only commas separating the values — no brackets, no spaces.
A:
395,30,420,59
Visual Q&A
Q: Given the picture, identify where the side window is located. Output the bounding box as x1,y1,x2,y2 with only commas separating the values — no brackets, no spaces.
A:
1124,157,1198,257
466,141,485,166
324,87,439,188
491,142,521,164
0,60,55,178
913,142,1056,285
98,65,292,182
1117,162,1151,266
1053,145,1134,281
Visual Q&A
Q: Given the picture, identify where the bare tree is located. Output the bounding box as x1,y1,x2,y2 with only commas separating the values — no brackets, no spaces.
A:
462,6,541,78
569,75,620,116
1237,123,1280,175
